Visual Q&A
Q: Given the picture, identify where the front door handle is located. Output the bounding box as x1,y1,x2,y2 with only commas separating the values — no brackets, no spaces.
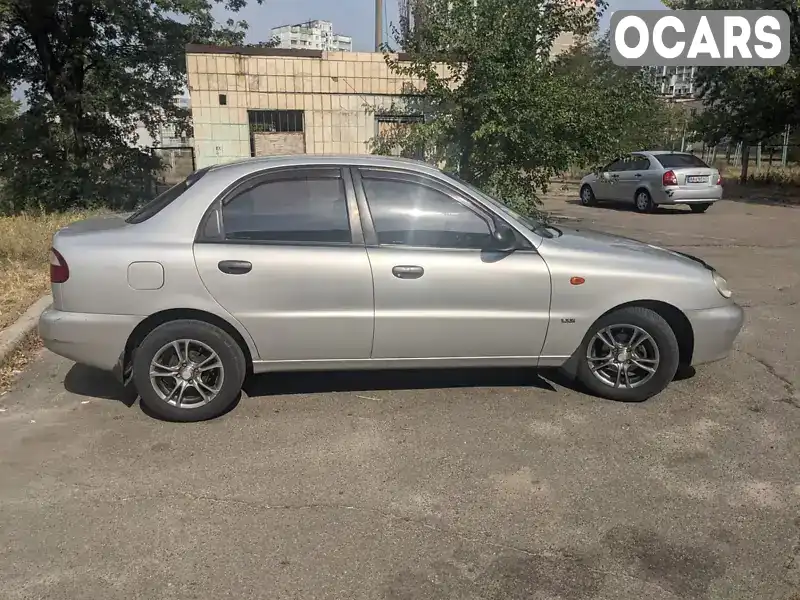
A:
392,265,424,280
218,260,252,275
634,173,642,178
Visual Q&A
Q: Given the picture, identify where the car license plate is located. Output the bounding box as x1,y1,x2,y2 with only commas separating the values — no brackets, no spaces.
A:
687,175,707,183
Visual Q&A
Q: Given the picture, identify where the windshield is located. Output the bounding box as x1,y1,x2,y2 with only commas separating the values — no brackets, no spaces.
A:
442,171,542,232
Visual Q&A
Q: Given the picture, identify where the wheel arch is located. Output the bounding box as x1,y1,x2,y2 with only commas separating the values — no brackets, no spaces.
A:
595,299,694,367
123,308,255,378
560,299,695,376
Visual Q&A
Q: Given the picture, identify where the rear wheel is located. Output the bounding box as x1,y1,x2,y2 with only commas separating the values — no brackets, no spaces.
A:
580,184,597,206
133,320,247,422
576,307,679,403
690,202,712,213
633,189,655,213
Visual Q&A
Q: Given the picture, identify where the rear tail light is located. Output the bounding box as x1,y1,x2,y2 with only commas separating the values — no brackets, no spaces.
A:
662,170,678,186
49,248,69,283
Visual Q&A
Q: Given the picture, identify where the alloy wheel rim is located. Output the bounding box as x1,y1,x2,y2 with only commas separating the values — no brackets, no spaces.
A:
587,324,660,389
149,339,224,409
582,188,591,204
636,193,649,210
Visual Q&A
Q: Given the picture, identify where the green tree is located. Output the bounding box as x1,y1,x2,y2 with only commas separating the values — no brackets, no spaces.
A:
0,0,261,213
372,0,666,216
0,92,17,121
663,0,800,182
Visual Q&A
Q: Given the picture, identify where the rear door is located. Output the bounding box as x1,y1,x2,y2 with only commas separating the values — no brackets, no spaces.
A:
193,166,374,362
353,167,552,361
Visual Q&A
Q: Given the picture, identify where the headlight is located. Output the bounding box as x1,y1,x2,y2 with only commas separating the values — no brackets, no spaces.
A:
713,272,732,299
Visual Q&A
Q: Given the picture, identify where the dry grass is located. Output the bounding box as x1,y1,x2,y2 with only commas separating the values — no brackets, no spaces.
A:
0,210,104,330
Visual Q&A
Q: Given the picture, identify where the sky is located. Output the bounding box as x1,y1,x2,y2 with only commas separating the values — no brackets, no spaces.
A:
216,0,667,51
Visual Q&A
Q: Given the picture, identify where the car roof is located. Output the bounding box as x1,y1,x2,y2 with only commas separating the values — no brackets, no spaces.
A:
207,154,437,175
640,150,693,156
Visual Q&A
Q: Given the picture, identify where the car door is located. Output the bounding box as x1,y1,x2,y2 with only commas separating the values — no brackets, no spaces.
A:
595,158,625,200
352,167,552,361
193,166,375,362
610,155,640,202
617,154,650,202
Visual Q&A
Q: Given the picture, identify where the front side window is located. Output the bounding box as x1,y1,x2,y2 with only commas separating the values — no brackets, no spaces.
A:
222,176,350,244
362,177,492,249
606,158,628,172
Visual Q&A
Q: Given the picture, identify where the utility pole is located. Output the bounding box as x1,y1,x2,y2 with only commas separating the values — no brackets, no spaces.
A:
375,0,383,50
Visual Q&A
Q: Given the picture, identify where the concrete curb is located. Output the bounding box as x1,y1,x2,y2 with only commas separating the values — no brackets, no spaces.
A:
0,295,52,365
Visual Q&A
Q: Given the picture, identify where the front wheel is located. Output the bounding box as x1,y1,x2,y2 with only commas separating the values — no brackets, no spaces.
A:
580,184,597,206
132,320,247,422
690,203,712,213
575,307,679,402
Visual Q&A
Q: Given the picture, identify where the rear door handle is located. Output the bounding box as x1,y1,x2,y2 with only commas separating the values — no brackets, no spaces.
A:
392,265,424,279
634,173,642,178
218,260,252,275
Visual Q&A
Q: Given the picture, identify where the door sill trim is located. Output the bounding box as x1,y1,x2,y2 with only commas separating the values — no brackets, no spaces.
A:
251,356,570,373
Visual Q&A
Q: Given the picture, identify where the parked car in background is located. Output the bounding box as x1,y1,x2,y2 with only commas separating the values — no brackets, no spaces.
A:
40,156,743,421
580,151,723,213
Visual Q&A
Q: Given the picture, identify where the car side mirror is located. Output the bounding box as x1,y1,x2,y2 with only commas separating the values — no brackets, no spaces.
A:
490,224,517,252
600,171,611,180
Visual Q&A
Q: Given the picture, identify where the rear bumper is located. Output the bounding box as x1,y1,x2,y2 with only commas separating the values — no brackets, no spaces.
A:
38,308,143,372
685,303,745,366
656,186,723,204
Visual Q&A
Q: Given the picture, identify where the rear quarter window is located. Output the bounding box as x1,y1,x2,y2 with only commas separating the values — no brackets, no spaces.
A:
126,167,210,224
655,154,710,169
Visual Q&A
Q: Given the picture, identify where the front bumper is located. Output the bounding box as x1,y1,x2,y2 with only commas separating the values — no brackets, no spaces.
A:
38,307,143,372
684,303,745,366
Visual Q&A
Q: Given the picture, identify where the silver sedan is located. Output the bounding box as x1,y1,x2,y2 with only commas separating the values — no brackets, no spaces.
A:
40,155,744,421
580,151,723,213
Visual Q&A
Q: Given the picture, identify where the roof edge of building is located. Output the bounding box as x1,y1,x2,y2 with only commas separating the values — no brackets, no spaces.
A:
185,44,324,58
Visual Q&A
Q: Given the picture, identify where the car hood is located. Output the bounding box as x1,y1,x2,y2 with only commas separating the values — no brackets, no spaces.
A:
546,225,713,270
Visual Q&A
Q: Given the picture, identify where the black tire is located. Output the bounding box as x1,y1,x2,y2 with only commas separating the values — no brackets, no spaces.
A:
132,319,247,422
633,189,655,213
690,203,712,213
579,184,597,206
576,307,679,403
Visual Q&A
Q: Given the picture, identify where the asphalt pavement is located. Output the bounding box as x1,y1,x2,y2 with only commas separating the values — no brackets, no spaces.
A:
1,196,798,600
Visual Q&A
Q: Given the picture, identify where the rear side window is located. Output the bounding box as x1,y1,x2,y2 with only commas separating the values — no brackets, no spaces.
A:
126,168,209,224
655,154,710,169
222,175,351,244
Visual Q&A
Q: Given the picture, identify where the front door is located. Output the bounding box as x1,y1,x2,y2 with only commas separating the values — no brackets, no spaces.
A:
193,167,374,362
354,168,552,360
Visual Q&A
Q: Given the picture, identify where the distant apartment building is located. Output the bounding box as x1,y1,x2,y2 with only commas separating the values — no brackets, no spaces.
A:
271,20,353,52
649,65,699,100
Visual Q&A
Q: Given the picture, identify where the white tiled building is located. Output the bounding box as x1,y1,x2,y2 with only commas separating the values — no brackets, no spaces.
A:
271,20,353,53
649,65,699,100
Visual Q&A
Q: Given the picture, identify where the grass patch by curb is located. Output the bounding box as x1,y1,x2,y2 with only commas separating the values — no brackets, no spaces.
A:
0,210,104,330
0,331,41,394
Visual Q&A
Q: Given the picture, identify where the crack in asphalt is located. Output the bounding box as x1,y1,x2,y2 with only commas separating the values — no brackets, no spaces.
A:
740,301,799,309
103,488,679,598
746,352,800,409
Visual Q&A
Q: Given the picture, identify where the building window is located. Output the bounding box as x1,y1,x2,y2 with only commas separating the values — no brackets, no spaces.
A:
219,94,227,106
249,110,304,134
